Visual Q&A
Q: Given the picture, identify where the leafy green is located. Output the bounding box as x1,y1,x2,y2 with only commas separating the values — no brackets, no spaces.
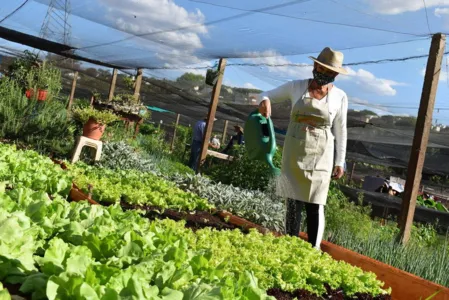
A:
70,163,212,211
0,144,72,197
0,282,11,300
0,183,387,299
0,145,389,299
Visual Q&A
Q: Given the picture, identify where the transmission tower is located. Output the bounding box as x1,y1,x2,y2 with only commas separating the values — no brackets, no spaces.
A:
40,0,71,45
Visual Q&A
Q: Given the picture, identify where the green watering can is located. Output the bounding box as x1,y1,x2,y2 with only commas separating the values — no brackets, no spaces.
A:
244,110,281,176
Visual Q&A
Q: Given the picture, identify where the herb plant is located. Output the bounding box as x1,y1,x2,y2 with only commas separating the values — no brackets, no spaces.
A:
72,107,120,125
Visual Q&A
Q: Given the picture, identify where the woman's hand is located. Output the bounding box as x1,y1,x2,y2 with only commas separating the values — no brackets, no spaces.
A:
259,99,272,118
332,166,344,179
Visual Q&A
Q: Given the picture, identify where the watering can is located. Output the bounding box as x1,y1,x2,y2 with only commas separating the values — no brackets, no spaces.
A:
244,109,281,176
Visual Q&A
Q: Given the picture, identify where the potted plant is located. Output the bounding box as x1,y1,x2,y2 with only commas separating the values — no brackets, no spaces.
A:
25,61,61,102
25,87,48,101
205,68,221,86
72,107,120,140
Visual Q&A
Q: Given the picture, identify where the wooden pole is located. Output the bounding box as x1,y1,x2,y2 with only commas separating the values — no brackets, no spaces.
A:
222,120,228,145
348,161,356,184
398,33,445,244
66,71,78,110
170,113,181,151
197,58,227,173
108,68,118,101
134,68,143,102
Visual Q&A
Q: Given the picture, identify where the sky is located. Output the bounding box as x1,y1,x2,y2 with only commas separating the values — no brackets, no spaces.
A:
1,0,449,124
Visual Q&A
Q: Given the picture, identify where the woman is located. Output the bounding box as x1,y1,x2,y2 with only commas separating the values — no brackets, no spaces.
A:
257,47,348,250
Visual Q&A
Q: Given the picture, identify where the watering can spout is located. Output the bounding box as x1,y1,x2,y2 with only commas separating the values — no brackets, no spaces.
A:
244,109,281,176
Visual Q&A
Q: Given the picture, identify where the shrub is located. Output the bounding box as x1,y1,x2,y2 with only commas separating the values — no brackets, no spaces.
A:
0,78,75,156
72,107,120,125
96,141,157,172
97,141,194,177
205,145,282,191
169,173,285,231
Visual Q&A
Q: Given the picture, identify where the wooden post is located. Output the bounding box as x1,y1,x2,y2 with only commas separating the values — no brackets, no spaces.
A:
89,95,95,107
398,33,445,244
134,68,143,102
348,161,356,184
170,113,181,151
197,58,227,173
66,71,78,110
108,68,118,101
222,120,228,145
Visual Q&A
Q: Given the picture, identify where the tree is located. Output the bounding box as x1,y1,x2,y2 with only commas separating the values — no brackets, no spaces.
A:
232,87,263,94
395,116,417,127
84,68,99,78
360,109,378,116
176,72,205,83
379,115,395,126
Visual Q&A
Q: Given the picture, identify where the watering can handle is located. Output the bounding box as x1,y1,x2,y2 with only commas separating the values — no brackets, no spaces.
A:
252,109,271,120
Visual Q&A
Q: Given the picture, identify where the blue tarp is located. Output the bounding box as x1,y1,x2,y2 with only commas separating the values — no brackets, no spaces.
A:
147,106,175,114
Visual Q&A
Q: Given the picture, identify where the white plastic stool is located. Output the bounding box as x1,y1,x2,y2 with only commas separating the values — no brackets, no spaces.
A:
71,136,103,163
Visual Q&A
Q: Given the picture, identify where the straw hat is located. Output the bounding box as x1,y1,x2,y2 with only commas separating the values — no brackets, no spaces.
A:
234,125,244,133
203,116,218,121
309,47,348,75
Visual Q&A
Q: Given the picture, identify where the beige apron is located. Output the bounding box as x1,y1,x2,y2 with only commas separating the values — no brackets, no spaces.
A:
277,86,334,205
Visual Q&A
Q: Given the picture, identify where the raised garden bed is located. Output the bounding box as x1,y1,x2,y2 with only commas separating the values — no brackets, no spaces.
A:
118,201,238,231
56,160,449,300
339,185,449,232
0,144,391,299
267,286,391,300
68,187,394,300
68,184,238,231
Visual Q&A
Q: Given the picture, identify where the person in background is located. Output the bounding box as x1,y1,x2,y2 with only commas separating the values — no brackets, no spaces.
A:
257,47,348,250
188,117,217,172
210,135,221,150
223,125,245,154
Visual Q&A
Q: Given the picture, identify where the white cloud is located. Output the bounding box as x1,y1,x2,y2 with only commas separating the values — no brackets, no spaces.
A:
243,82,259,89
243,50,403,96
420,67,448,82
99,0,207,66
223,79,260,90
435,7,449,17
349,97,390,114
340,67,405,96
365,0,447,14
434,7,449,28
243,50,313,80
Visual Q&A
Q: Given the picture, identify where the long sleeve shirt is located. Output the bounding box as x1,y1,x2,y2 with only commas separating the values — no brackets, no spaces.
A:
192,120,206,142
223,133,244,154
257,79,348,167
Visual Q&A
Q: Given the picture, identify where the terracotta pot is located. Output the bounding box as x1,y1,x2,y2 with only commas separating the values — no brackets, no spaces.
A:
216,210,274,235
69,184,99,205
25,89,33,99
25,89,48,101
82,117,106,140
37,89,48,101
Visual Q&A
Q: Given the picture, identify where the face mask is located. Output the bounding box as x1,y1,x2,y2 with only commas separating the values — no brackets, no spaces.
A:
312,69,335,86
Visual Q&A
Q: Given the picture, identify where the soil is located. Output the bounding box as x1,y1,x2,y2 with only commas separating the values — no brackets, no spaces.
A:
117,201,239,231
3,282,30,300
267,285,392,300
